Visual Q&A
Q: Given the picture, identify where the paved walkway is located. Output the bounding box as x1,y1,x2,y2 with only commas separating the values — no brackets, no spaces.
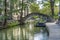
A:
46,22,60,40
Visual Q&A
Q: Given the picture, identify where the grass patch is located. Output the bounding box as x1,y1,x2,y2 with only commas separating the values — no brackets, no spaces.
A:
7,21,19,27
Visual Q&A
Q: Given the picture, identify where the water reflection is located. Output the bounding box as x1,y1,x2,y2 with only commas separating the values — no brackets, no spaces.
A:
0,22,49,40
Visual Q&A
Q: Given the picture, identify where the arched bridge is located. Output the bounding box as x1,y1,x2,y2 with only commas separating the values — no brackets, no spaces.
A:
22,13,52,23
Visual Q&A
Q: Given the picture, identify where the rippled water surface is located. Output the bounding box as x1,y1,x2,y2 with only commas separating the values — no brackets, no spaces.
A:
0,22,49,40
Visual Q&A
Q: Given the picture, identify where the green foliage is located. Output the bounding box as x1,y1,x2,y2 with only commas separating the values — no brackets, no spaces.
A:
0,0,59,24
0,8,2,12
30,3,40,13
40,1,51,15
40,0,58,18
28,0,36,3
54,16,58,20
7,21,19,27
0,16,4,20
32,16,39,19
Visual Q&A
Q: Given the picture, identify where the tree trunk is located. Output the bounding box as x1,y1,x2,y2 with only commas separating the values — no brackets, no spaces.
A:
26,0,29,15
20,0,24,25
26,6,29,15
3,0,7,26
24,8,26,17
20,9,24,25
50,0,55,18
9,0,13,20
58,0,60,21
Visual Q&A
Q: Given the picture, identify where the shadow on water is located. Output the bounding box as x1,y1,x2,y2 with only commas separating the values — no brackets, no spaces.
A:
0,22,49,40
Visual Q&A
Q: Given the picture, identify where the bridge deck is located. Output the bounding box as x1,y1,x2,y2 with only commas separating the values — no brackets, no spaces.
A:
46,22,60,40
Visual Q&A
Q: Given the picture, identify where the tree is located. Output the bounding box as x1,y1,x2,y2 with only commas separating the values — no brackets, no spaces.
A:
50,0,55,18
20,0,24,24
30,3,40,13
20,0,37,24
40,1,51,15
3,0,7,26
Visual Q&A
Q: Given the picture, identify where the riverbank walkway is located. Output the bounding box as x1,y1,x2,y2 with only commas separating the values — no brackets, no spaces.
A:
46,22,60,40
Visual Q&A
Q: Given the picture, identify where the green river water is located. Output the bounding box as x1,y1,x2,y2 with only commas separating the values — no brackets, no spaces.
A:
0,22,49,40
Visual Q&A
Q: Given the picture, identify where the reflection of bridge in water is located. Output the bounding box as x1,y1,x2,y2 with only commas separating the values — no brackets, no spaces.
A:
0,21,49,40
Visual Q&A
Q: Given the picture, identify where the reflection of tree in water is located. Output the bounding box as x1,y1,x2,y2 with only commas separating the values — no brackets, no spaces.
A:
0,22,49,40
24,23,34,40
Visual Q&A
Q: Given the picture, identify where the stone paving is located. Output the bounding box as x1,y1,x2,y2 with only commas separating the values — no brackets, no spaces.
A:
46,22,60,40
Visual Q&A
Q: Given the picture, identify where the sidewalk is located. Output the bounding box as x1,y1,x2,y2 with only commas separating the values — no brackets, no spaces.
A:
46,22,60,40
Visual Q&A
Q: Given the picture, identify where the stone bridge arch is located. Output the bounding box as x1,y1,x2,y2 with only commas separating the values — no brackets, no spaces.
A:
22,13,52,23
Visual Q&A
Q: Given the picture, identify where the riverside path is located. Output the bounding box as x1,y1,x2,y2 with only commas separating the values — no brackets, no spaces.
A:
46,22,60,40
